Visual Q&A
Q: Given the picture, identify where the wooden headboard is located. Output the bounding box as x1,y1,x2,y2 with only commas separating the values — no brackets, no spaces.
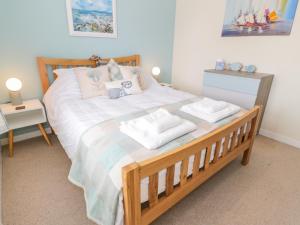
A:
37,55,141,94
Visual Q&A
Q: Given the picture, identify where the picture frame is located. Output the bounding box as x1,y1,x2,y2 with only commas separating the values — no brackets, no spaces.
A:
222,0,299,37
66,0,117,38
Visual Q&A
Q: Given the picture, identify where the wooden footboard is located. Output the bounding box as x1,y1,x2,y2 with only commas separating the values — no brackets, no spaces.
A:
122,106,262,225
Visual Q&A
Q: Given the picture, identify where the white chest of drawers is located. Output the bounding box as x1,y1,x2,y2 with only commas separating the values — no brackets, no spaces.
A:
203,69,274,131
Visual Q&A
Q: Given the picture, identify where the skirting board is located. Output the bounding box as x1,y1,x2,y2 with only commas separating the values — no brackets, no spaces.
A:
0,128,52,146
260,129,300,149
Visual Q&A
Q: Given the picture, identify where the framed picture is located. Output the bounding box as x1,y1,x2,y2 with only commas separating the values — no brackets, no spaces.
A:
66,0,117,38
222,0,299,37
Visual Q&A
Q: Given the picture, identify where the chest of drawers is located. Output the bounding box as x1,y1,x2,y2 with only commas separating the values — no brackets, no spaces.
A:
203,69,274,131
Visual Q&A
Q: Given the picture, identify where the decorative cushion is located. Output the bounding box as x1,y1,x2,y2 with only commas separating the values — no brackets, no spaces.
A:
105,76,142,99
119,66,141,79
107,59,146,90
74,67,110,99
107,59,124,81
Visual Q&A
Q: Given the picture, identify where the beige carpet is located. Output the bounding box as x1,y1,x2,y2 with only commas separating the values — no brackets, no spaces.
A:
2,135,300,225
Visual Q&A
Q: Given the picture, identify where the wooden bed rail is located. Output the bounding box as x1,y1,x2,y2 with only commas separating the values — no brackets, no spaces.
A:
122,106,262,225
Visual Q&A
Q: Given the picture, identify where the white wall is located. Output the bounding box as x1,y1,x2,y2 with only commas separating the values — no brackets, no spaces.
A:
172,0,300,146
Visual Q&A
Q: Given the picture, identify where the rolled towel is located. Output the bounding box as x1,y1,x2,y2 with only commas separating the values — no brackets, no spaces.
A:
128,108,183,134
190,98,228,114
120,119,197,149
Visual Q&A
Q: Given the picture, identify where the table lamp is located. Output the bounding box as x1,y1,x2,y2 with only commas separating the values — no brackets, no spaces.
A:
6,78,23,106
152,67,161,82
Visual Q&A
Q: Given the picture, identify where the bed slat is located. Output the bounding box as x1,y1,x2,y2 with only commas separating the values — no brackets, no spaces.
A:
51,65,58,79
180,158,189,185
165,166,175,196
213,140,222,163
193,152,201,176
148,173,159,208
238,125,245,145
204,146,212,170
244,121,251,141
230,130,238,152
222,135,230,157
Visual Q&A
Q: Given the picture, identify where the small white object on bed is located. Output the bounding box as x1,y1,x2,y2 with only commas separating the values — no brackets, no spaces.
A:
120,109,197,149
190,97,228,113
130,108,183,134
181,98,241,123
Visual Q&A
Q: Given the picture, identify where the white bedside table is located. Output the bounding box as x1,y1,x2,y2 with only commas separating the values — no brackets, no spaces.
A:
0,99,51,157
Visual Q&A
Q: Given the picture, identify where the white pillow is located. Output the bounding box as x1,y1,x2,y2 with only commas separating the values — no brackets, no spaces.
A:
53,67,87,77
74,67,110,99
105,76,142,99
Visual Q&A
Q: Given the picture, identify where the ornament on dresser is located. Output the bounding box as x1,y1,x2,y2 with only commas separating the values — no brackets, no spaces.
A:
215,59,226,71
245,65,257,73
228,62,243,71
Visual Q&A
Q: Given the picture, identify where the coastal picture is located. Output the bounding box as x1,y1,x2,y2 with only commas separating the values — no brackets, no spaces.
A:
66,0,117,38
222,0,299,37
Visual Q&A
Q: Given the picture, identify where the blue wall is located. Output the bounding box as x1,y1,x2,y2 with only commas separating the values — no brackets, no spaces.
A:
0,0,176,103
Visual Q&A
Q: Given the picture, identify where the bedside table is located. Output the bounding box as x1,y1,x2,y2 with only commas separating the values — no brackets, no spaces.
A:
0,99,52,157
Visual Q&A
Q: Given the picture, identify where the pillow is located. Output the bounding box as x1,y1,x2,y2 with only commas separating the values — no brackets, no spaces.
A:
107,59,147,89
107,59,124,81
119,66,141,79
105,76,142,99
74,67,110,99
53,67,86,77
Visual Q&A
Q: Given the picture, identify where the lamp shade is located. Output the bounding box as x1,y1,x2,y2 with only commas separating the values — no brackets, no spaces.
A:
152,67,161,76
6,78,22,92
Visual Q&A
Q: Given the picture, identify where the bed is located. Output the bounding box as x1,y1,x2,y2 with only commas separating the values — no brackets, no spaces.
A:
37,55,261,225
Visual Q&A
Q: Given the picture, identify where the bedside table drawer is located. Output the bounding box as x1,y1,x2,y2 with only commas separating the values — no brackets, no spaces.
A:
5,108,46,130
204,72,261,95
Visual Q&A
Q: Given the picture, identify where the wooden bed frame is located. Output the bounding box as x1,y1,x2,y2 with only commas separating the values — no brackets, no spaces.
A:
37,55,262,225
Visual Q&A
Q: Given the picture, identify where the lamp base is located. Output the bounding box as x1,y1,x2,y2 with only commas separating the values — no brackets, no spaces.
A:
9,91,23,106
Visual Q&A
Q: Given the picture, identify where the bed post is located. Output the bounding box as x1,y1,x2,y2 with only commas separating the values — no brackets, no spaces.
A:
241,106,262,165
122,163,142,225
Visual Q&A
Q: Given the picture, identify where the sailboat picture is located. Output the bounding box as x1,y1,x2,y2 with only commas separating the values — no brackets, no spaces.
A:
222,0,299,36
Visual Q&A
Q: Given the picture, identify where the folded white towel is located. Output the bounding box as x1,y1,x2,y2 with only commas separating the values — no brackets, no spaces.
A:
128,108,183,134
181,103,240,123
120,119,197,149
189,98,228,114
